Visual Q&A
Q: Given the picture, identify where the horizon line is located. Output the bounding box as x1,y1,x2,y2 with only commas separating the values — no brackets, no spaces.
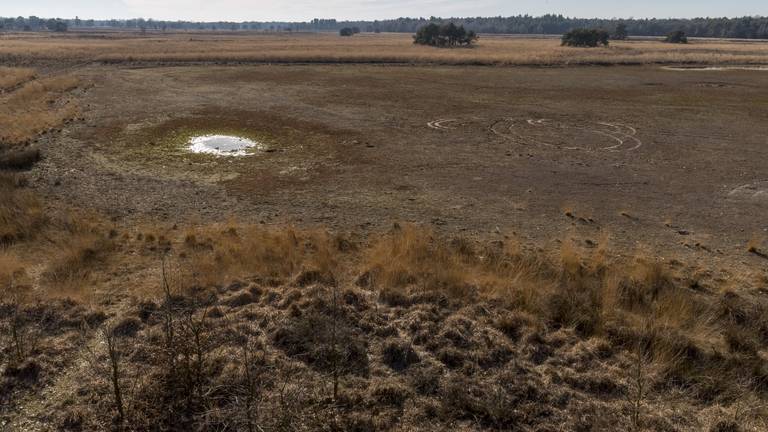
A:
4,13,767,23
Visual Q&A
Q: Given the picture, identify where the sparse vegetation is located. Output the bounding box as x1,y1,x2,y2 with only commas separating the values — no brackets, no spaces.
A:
2,219,766,430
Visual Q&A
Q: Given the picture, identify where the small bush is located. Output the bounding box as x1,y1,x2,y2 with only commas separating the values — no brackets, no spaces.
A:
665,30,688,44
562,28,610,47
339,28,354,37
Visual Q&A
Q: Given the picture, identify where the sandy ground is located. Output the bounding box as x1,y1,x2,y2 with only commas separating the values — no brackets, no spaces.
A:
29,63,768,281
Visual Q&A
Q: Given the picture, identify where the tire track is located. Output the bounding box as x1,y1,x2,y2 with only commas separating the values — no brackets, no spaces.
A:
439,116,643,152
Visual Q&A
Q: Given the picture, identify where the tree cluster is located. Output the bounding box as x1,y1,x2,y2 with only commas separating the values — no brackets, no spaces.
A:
339,27,360,36
561,28,610,47
664,30,688,43
0,17,67,32
413,23,477,47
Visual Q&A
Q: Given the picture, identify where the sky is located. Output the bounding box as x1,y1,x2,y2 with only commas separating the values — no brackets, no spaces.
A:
2,0,765,22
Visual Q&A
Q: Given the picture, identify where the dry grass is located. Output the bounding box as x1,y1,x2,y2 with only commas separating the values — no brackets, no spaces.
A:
0,74,80,145
3,221,767,430
1,32,768,66
42,215,115,299
0,173,44,245
0,67,36,91
361,224,469,298
0,252,26,290
176,222,717,347
179,223,340,288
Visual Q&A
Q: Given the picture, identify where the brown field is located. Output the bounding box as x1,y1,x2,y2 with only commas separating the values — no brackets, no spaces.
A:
2,31,768,66
1,31,768,431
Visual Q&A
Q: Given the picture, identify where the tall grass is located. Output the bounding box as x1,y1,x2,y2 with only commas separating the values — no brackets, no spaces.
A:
181,223,339,287
179,222,713,344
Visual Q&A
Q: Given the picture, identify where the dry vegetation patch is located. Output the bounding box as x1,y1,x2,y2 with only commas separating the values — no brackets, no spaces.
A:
0,67,36,91
0,74,80,146
3,222,766,430
0,173,44,245
1,33,768,66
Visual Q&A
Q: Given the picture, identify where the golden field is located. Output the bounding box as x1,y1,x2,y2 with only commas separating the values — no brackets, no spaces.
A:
1,31,768,65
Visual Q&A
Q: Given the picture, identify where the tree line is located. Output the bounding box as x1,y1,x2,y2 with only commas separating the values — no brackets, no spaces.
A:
2,15,768,39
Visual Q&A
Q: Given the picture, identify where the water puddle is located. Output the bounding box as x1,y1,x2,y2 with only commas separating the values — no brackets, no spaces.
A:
663,66,768,71
188,134,262,156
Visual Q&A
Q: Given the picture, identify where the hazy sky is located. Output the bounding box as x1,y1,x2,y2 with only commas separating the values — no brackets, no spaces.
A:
3,0,766,21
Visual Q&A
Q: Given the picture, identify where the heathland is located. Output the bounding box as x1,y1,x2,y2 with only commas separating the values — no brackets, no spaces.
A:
1,30,768,431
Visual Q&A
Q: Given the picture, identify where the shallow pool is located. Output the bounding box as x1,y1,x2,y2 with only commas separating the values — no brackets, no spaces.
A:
188,134,261,156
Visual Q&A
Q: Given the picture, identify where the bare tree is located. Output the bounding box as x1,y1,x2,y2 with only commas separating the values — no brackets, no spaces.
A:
103,327,126,427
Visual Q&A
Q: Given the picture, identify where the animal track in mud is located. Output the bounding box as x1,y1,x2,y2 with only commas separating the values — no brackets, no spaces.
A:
428,117,642,152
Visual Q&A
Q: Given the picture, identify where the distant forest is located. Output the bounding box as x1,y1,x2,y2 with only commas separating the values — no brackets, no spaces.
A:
2,15,768,39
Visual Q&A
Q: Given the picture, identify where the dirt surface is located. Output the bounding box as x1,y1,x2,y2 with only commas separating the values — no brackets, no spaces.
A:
30,63,768,276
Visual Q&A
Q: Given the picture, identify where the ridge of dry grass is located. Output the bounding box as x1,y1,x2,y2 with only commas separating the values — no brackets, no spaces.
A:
0,74,80,146
0,67,36,91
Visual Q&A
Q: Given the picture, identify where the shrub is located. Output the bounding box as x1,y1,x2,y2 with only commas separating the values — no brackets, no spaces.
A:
414,23,477,48
339,27,354,37
561,28,610,47
665,30,688,44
